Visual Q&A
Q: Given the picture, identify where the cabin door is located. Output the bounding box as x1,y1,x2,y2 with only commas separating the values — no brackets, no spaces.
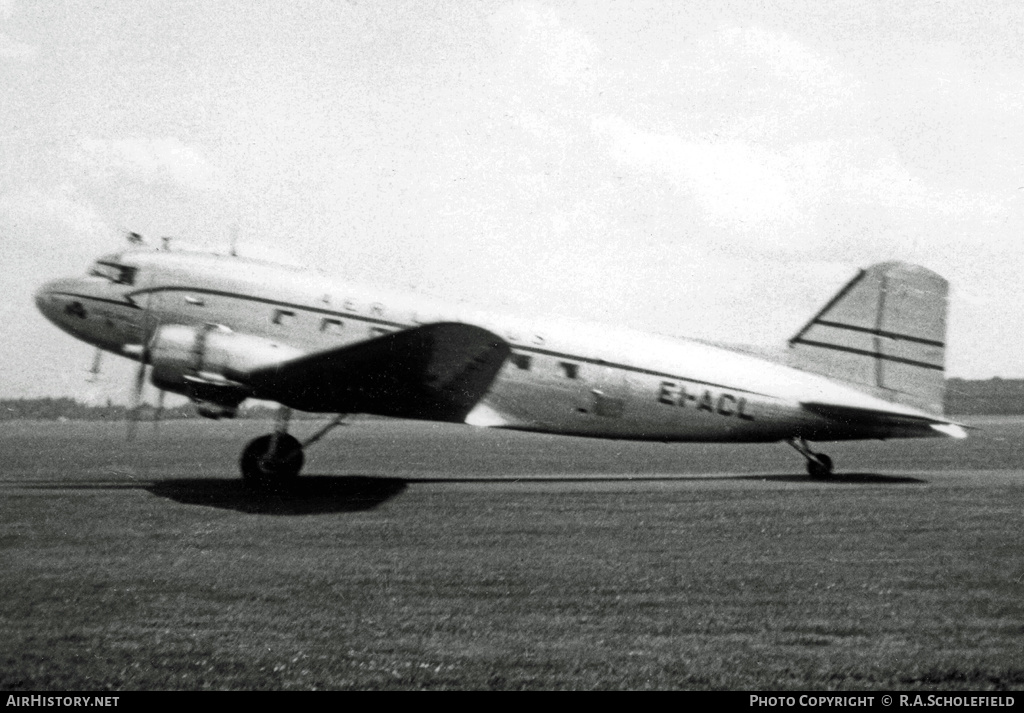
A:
587,365,630,418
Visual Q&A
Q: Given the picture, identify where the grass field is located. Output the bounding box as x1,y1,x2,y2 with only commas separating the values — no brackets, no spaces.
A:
1,418,1023,690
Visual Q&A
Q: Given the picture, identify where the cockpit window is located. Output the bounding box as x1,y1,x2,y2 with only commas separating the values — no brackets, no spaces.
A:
89,261,137,285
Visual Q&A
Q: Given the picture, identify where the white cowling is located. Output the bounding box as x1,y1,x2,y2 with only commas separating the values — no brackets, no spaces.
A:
149,323,303,400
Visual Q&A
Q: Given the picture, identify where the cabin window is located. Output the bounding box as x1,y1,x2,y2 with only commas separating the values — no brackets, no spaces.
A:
559,361,579,379
89,261,137,285
510,353,532,370
272,309,295,326
320,318,344,334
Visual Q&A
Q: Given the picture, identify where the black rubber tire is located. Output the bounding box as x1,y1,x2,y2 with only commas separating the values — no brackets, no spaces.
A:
240,433,305,489
806,453,834,479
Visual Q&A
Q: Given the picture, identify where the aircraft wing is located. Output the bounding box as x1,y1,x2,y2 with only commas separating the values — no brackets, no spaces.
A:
243,322,511,421
800,401,967,438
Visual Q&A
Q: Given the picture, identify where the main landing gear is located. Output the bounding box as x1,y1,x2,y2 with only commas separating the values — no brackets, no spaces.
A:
240,406,348,489
787,437,834,479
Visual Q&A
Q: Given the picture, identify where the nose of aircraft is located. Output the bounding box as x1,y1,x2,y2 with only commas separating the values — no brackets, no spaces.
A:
35,277,78,324
35,280,56,319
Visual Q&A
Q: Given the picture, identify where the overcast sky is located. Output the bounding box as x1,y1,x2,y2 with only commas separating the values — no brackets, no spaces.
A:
2,0,1023,402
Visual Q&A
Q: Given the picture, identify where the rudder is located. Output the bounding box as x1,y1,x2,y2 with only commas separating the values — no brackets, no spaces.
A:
788,262,948,414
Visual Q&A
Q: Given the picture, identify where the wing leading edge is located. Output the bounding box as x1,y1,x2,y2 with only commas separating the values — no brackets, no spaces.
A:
244,322,511,422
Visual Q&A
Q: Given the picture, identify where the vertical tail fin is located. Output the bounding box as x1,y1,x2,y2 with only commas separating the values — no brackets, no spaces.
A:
788,262,948,414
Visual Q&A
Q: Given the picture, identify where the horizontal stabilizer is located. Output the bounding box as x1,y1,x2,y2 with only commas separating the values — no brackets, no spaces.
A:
801,400,964,438
244,323,511,421
930,423,968,439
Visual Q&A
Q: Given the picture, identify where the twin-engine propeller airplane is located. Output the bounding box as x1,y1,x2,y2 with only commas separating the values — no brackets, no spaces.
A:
35,236,964,487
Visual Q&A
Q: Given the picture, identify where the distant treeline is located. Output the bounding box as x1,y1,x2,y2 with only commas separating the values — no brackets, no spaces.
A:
0,398,282,421
944,378,1024,415
1,379,1022,420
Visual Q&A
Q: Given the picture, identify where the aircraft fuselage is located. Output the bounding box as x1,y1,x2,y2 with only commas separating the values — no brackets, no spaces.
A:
35,249,947,444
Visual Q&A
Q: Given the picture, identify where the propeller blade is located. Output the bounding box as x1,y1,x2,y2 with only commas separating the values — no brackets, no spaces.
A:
87,348,103,383
127,358,146,441
127,286,156,441
153,389,165,435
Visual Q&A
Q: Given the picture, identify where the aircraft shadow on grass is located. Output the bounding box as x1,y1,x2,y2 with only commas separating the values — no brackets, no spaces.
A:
404,473,926,485
146,475,408,515
733,472,926,485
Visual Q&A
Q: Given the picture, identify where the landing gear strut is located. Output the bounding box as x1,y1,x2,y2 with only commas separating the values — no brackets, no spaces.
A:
787,437,834,479
240,408,348,489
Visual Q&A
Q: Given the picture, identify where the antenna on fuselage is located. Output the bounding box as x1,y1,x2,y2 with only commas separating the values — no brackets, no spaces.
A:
229,223,239,257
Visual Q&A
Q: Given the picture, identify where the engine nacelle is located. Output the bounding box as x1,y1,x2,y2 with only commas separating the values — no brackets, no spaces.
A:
149,324,303,413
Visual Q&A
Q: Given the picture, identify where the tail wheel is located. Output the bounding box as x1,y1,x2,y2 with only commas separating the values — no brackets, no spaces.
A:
806,453,834,479
241,433,305,489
